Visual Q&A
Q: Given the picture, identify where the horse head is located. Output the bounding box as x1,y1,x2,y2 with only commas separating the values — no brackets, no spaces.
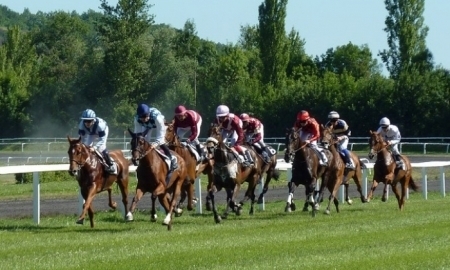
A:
128,128,151,166
284,127,307,162
67,136,92,177
165,120,182,147
206,123,234,166
368,130,387,160
320,124,337,150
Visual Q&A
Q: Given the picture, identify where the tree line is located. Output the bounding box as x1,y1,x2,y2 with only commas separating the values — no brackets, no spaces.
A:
0,0,449,140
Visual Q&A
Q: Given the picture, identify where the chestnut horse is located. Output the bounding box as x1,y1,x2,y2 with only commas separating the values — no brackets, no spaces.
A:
319,125,367,214
367,130,419,210
206,124,261,223
165,121,214,213
284,127,331,217
67,136,129,228
125,129,187,230
244,142,281,204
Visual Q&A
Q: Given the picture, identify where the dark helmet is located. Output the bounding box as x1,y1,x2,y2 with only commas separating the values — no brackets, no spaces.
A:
137,104,150,117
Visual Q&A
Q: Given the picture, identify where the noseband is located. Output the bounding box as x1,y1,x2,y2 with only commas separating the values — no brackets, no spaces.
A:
69,143,91,168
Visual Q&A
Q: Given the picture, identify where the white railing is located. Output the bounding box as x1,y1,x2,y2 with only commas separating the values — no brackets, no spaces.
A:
0,160,449,224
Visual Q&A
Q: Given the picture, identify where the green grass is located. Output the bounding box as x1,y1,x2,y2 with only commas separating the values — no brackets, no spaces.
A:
0,193,449,270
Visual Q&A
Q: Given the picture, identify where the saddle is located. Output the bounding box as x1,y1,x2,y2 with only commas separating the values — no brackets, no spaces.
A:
154,148,178,171
181,142,204,163
93,149,118,174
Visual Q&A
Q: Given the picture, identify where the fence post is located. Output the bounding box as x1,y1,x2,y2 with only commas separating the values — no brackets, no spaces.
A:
259,176,265,210
440,166,446,197
422,167,428,200
33,172,40,224
424,143,427,154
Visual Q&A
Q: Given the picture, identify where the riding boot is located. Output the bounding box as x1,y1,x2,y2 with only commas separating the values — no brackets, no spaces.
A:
102,149,116,174
394,154,403,168
261,146,271,163
195,143,203,161
343,149,355,169
161,144,178,171
244,150,254,165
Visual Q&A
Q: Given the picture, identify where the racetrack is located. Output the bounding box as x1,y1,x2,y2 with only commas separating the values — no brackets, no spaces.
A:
0,154,449,219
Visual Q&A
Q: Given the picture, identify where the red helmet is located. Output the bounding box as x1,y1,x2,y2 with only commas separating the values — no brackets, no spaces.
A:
297,110,310,121
240,113,250,122
174,105,187,116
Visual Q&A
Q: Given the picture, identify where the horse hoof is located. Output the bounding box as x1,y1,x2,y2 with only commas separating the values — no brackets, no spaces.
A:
215,216,222,224
236,207,243,216
163,217,171,226
325,209,331,215
381,197,387,202
192,198,198,205
187,206,193,211
313,203,320,211
346,199,353,205
291,203,296,211
284,203,291,213
76,218,84,225
125,212,134,221
150,214,158,222
257,196,264,204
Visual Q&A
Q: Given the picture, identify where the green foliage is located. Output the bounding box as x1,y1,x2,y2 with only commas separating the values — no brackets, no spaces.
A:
14,171,73,184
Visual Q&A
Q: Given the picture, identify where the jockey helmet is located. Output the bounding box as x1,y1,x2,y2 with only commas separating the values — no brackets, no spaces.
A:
80,109,96,120
174,105,187,116
328,111,340,120
379,117,390,127
137,104,150,117
216,105,229,117
297,110,310,121
240,113,250,122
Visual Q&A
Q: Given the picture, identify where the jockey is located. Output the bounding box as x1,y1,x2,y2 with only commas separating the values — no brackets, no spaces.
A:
173,105,204,161
240,113,272,163
325,111,354,169
377,117,403,168
213,105,253,166
134,103,178,172
78,109,116,174
293,110,328,166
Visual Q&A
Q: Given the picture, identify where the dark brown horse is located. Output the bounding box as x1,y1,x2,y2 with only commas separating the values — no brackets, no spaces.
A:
125,129,187,230
367,130,419,210
284,127,331,217
165,121,214,213
320,125,367,214
67,136,129,228
206,124,261,223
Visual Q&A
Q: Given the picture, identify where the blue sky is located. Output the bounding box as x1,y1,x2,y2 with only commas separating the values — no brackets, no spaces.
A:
3,0,449,71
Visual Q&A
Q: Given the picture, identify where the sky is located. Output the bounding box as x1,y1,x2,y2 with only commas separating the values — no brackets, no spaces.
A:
2,0,449,71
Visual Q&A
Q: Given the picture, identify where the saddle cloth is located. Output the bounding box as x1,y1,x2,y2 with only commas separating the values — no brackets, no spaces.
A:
180,142,205,162
154,149,177,171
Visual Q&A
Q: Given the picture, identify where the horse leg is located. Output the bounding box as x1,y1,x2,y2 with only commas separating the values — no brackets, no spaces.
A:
305,184,317,217
205,172,214,211
209,185,222,223
186,179,195,211
257,171,271,204
77,185,96,226
126,187,144,221
285,181,297,212
87,204,95,228
223,188,234,218
149,194,159,222
382,182,389,202
343,183,353,205
117,177,129,220
367,179,379,202
164,180,183,231
391,182,403,210
247,175,259,216
106,188,117,210
352,170,368,203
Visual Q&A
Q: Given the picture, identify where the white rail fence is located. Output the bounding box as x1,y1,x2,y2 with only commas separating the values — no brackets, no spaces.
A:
0,160,449,224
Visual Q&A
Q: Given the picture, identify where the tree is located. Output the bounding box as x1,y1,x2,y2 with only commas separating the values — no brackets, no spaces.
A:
258,0,289,90
379,0,431,79
0,26,35,137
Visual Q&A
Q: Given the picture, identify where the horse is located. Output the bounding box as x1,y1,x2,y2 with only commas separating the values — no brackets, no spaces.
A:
164,121,214,214
206,124,261,223
243,140,280,204
67,136,129,228
319,125,368,214
367,130,419,210
125,129,188,230
284,127,331,217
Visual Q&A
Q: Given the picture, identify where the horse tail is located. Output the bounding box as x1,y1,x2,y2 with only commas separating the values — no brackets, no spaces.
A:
408,176,420,192
272,169,281,180
359,159,367,169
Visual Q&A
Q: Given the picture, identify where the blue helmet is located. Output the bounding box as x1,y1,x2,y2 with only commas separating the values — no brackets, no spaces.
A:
137,103,150,117
80,109,96,120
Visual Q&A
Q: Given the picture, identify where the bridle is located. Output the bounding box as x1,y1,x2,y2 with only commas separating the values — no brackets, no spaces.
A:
368,134,387,158
69,143,91,168
130,135,153,162
285,129,307,157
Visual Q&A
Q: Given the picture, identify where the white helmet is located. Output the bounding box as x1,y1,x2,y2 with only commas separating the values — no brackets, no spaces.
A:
216,105,229,117
328,111,340,119
379,117,390,126
80,109,96,120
